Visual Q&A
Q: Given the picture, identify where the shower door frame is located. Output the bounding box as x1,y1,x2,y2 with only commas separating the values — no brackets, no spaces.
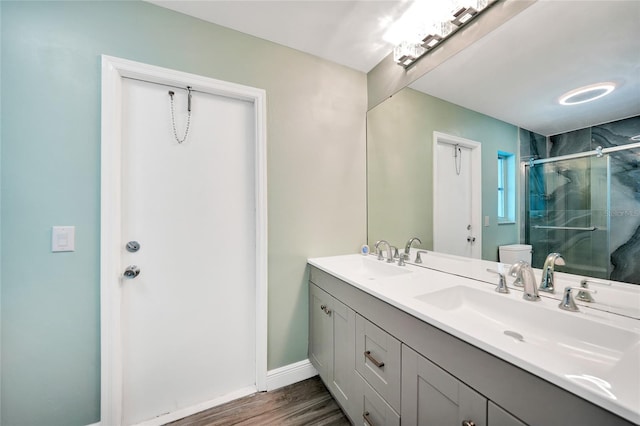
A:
520,142,640,273
522,154,610,276
100,55,268,426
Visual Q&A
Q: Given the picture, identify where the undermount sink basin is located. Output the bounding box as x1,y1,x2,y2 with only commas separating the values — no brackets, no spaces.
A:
415,286,640,374
322,255,412,281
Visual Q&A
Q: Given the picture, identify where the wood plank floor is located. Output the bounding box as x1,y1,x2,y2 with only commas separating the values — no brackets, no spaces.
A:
168,376,351,426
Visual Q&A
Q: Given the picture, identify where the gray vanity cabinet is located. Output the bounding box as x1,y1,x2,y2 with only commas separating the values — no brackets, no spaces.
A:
402,345,487,426
308,265,634,426
308,283,358,422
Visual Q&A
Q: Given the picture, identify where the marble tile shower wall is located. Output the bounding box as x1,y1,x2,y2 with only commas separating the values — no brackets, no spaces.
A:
520,116,640,284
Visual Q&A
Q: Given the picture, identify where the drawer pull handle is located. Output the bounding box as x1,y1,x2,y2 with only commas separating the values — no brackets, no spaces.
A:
462,421,476,426
364,350,385,368
363,411,375,426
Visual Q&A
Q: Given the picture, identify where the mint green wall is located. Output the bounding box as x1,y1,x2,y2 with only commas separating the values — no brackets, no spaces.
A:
367,87,519,260
0,2,366,425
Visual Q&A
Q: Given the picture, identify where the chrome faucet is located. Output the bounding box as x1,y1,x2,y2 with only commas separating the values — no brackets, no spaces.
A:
374,240,394,263
508,261,540,301
404,237,422,259
540,252,565,293
559,286,597,312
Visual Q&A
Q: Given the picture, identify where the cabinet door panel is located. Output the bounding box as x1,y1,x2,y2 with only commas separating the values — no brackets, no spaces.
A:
418,377,460,425
309,284,332,381
356,314,401,412
402,345,487,426
329,297,357,422
460,383,489,426
488,402,527,426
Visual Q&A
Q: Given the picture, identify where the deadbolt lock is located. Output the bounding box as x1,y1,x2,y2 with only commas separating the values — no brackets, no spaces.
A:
126,241,141,253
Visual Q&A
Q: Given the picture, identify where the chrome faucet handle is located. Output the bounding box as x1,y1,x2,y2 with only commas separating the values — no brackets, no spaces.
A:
391,246,400,259
487,268,509,294
397,255,406,266
415,250,429,264
577,278,611,302
559,286,597,312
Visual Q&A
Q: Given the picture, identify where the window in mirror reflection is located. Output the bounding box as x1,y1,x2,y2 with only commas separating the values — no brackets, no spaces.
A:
498,151,516,223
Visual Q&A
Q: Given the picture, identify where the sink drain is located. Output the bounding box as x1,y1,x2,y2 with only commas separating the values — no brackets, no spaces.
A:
504,330,524,342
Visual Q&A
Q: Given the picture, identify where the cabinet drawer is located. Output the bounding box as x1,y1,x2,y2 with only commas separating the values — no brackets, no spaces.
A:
356,372,400,426
355,314,401,412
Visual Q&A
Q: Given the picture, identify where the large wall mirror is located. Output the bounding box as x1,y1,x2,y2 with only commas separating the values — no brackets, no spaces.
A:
367,1,640,284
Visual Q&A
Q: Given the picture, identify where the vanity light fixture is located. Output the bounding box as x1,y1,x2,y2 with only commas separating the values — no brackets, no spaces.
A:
393,41,426,67
558,82,616,106
390,0,497,68
422,34,443,49
451,6,479,26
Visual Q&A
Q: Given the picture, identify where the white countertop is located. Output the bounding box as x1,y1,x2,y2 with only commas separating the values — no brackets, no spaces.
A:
308,252,640,424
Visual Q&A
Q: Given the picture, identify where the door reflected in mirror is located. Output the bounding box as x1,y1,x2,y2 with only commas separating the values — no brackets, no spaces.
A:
367,87,518,261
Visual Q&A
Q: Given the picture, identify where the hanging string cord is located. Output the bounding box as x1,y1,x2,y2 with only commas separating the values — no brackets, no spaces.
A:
169,86,192,144
454,144,462,175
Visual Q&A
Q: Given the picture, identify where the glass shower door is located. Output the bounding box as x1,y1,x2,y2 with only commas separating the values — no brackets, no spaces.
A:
527,155,610,278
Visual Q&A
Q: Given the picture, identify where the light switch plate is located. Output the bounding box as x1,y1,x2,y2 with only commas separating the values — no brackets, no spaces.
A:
484,216,490,227
52,226,75,252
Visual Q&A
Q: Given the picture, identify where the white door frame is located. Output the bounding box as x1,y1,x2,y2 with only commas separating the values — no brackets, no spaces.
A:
100,55,268,426
432,131,482,258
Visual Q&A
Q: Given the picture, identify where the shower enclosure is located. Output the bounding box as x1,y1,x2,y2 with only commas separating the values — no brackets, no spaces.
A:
524,142,640,284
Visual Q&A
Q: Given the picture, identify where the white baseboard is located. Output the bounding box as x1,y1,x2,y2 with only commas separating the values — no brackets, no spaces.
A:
91,360,317,426
134,385,257,426
266,358,318,391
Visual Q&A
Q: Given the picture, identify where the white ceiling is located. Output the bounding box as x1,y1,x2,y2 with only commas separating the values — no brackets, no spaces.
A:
147,0,412,72
409,0,640,136
148,0,640,136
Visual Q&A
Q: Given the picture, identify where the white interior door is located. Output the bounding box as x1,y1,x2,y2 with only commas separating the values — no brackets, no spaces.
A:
120,77,256,425
433,133,482,258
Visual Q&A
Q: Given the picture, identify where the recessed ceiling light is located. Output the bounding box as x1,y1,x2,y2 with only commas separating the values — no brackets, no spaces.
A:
559,82,616,106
